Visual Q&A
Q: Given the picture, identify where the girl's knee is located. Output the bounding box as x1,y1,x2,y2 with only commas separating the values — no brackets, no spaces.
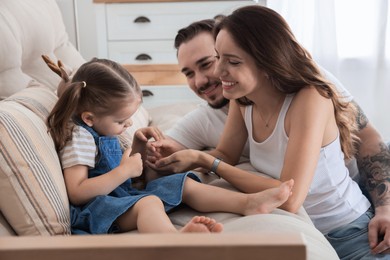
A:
137,195,163,208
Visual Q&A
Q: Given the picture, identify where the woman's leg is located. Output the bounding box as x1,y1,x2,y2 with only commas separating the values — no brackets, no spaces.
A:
116,195,222,233
182,178,293,216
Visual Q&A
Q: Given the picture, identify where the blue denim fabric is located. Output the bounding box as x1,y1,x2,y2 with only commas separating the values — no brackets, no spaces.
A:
325,208,390,260
70,122,200,234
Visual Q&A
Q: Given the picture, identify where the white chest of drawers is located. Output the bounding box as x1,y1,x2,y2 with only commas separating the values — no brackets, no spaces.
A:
80,1,257,65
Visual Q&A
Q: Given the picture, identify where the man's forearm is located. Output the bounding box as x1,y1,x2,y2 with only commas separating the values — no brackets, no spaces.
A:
353,101,390,207
358,142,390,207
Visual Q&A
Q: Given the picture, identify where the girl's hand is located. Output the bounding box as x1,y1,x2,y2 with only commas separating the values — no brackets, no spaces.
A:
146,149,201,173
120,148,143,178
64,148,143,205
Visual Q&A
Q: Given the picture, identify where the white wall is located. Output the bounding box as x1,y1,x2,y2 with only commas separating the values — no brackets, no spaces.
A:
55,0,78,49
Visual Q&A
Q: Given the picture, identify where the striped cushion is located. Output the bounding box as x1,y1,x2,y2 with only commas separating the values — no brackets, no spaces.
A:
0,84,71,235
4,81,56,121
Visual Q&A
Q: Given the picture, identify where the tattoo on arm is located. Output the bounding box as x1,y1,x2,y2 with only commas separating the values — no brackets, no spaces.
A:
352,101,369,131
357,143,390,207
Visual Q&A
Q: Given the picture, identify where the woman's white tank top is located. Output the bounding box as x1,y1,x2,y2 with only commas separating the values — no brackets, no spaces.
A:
244,94,370,234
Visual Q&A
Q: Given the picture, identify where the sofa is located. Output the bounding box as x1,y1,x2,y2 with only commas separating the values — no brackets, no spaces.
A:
0,0,339,259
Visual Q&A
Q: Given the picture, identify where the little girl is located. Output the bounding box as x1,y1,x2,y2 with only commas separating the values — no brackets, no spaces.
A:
46,57,294,234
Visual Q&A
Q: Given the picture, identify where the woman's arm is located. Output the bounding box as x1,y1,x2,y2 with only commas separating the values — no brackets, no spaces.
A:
148,100,281,191
279,87,338,213
151,88,336,203
150,149,281,192
212,101,249,165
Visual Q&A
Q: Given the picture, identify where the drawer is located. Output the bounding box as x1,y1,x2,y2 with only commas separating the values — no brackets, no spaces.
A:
108,40,177,64
106,1,254,40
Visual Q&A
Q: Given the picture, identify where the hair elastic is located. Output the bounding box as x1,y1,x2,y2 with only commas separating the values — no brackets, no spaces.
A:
81,81,87,88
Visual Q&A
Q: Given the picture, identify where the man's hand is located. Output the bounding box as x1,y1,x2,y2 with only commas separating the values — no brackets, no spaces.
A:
131,126,164,158
369,205,390,254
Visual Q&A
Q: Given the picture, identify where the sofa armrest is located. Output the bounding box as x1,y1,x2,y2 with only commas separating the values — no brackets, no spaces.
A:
0,232,306,260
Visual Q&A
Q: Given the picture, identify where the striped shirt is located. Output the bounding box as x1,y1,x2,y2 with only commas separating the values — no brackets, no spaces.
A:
59,125,97,169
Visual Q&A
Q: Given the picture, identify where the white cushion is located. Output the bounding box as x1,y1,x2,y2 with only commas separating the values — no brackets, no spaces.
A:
0,0,85,99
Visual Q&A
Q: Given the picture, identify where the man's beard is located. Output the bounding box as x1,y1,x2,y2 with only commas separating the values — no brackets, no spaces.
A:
208,97,229,109
199,81,229,109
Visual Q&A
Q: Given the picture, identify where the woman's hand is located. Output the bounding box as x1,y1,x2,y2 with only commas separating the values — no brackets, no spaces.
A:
146,138,186,163
146,149,206,173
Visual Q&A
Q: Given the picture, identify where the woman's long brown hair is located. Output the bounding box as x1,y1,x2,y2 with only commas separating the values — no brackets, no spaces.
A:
214,6,359,158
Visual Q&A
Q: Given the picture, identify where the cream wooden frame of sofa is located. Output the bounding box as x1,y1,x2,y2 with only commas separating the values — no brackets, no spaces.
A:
0,232,306,260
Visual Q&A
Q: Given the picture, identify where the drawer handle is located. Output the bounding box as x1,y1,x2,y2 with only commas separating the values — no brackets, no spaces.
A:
134,16,151,23
142,89,154,97
135,53,152,61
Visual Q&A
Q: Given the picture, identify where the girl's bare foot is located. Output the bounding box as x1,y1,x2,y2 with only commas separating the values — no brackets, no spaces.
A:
244,179,294,215
180,216,223,233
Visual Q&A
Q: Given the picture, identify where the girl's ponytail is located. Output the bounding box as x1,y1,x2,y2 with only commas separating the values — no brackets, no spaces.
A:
47,81,85,151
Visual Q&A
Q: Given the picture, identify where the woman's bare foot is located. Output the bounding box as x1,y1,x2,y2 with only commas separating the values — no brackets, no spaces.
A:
244,179,294,215
180,216,223,233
